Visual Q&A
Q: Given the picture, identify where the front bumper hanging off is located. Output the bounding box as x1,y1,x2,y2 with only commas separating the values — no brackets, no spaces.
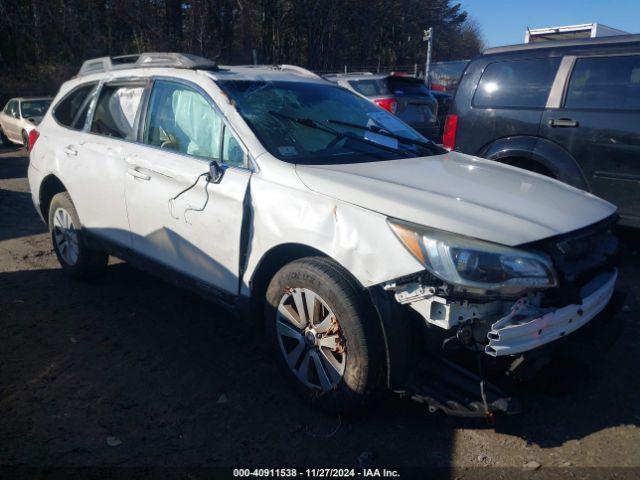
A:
391,268,621,419
485,269,618,357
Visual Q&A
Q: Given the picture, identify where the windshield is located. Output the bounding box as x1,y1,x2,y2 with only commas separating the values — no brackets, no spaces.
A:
20,100,51,118
218,80,434,164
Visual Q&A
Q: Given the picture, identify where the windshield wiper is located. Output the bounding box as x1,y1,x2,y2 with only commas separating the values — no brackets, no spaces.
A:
268,111,412,156
327,118,444,154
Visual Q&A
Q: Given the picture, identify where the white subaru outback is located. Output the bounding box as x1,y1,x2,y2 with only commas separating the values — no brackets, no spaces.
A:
28,53,619,415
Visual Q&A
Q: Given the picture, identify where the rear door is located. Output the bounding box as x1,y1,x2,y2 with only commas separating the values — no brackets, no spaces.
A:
123,78,251,295
56,80,144,248
454,57,560,154
540,54,640,223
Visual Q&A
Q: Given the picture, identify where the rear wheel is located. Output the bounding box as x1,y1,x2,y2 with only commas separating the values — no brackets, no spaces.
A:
48,192,108,279
264,257,385,412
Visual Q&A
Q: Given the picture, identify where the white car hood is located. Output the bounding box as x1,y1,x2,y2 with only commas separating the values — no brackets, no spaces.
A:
295,152,616,246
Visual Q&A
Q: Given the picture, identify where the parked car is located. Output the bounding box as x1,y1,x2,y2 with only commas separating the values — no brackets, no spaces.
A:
428,90,452,140
324,72,440,141
428,60,469,93
29,53,619,416
444,34,640,227
0,97,52,146
387,73,453,140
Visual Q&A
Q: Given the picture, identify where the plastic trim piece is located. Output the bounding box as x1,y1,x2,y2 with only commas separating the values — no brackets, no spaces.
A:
486,269,617,356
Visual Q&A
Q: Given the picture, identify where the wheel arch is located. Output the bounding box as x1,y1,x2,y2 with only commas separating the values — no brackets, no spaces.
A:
39,174,68,225
250,243,335,308
250,242,415,389
478,135,590,191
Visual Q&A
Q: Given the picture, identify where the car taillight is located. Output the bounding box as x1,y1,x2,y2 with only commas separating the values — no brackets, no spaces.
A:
27,129,40,152
442,114,458,150
374,97,398,114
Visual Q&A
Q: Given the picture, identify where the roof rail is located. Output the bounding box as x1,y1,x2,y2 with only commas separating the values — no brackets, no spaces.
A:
277,64,321,79
483,33,640,55
322,72,375,78
77,52,218,76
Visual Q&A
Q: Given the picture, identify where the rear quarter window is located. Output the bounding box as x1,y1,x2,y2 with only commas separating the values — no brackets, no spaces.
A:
472,58,560,109
53,83,97,130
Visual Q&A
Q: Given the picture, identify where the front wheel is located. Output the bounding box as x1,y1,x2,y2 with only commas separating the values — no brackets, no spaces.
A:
48,192,108,279
264,257,385,412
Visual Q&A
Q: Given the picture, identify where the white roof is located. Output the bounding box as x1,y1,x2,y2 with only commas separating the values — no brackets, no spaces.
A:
75,53,326,84
209,65,326,84
528,23,628,35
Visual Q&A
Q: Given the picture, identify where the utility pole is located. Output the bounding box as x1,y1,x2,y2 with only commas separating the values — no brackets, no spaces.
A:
423,27,433,85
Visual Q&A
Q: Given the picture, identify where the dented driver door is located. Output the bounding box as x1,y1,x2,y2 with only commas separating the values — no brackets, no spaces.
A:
124,78,251,296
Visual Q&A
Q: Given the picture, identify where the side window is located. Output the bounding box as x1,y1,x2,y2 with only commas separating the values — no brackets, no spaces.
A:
565,55,640,110
143,80,223,160
222,125,245,167
7,100,19,117
473,58,561,108
54,84,96,129
91,84,144,139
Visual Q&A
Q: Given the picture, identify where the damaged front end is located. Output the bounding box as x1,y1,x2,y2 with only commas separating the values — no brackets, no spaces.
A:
384,215,620,417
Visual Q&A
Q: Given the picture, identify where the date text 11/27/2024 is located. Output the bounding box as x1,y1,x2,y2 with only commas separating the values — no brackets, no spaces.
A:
232,468,401,478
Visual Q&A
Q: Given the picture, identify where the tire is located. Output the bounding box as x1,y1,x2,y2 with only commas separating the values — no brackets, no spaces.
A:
0,127,8,145
48,192,108,279
21,130,28,148
264,256,385,412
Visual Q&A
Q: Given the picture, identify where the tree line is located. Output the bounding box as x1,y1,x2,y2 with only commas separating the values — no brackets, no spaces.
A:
0,0,482,99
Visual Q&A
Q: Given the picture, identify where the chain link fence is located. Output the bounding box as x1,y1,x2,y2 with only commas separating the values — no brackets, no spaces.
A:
313,64,426,77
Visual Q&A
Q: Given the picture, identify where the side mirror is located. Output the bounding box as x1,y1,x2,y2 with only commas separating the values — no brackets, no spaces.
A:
208,160,224,183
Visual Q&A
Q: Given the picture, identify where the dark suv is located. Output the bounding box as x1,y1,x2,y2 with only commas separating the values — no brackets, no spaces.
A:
444,35,640,227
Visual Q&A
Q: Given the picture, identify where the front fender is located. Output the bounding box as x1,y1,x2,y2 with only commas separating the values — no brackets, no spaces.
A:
241,175,424,296
479,136,589,191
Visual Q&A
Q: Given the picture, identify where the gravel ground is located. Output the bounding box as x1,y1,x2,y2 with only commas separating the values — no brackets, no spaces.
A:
1,145,639,477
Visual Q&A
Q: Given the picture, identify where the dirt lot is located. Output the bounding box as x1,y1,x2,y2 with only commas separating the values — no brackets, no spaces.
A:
1,145,639,477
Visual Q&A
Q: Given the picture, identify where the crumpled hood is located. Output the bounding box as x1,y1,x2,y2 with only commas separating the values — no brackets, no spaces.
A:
295,152,616,246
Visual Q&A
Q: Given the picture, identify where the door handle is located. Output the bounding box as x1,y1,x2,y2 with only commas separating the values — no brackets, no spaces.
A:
549,118,579,128
127,168,151,181
64,145,78,156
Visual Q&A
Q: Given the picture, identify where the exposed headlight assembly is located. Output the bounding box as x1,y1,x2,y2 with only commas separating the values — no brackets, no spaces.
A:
388,219,557,296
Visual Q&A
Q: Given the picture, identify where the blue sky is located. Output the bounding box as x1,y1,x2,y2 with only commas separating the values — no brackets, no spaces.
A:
460,0,640,47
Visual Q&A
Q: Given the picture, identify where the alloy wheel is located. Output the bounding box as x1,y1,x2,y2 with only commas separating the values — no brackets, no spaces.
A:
52,207,79,266
276,287,347,393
